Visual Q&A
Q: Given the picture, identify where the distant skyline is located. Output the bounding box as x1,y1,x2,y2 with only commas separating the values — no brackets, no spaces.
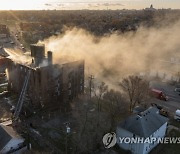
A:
0,0,179,10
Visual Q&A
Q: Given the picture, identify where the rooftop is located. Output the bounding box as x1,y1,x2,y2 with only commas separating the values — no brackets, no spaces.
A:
118,107,168,137
0,124,23,151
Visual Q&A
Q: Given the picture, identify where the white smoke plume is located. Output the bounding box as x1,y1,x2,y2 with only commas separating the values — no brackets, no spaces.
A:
40,21,180,86
4,48,32,65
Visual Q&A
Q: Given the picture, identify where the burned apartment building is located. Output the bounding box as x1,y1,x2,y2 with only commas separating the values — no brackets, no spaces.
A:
7,44,84,111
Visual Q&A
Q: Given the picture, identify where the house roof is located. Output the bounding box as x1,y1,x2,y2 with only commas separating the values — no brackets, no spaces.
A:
118,107,168,137
0,124,23,151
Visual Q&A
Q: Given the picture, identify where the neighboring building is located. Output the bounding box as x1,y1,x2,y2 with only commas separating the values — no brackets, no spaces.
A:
0,25,10,44
116,107,168,154
0,124,25,154
0,25,10,38
7,44,84,111
145,4,156,11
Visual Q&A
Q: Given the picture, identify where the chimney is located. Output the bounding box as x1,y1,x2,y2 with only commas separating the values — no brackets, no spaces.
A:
30,44,45,66
47,51,53,65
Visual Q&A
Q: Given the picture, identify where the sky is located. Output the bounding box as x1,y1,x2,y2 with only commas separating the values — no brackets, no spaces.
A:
0,0,179,10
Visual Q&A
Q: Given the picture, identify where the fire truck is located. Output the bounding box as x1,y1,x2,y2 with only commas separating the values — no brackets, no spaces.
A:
150,88,168,101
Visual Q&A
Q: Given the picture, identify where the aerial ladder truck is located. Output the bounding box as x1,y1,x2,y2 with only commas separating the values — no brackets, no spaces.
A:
13,70,31,121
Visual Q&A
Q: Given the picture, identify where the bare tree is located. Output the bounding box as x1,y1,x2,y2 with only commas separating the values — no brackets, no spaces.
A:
119,75,149,112
71,94,111,154
103,89,128,130
93,82,108,112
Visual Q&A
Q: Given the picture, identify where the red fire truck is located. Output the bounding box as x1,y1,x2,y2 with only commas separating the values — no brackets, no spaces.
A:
150,88,168,101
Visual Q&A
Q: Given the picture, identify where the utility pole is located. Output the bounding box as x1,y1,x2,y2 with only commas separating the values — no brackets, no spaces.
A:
88,75,94,99
65,122,70,154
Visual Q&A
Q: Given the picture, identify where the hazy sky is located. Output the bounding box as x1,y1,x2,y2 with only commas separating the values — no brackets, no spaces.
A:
0,0,179,10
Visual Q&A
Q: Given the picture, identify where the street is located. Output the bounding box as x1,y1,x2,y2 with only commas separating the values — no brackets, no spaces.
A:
150,81,180,114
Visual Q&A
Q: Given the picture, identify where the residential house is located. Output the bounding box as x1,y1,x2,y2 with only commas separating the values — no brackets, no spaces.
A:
116,107,168,154
0,124,25,154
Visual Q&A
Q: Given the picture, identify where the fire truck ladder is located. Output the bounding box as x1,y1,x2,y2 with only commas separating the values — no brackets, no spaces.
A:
13,70,31,120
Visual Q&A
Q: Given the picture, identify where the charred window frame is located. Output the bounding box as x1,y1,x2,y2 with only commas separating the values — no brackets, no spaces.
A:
38,70,41,85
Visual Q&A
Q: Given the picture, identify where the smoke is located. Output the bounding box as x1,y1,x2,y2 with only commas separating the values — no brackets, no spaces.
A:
4,48,32,65
40,20,180,86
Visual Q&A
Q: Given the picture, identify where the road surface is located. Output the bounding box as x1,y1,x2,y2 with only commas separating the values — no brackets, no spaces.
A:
150,81,180,114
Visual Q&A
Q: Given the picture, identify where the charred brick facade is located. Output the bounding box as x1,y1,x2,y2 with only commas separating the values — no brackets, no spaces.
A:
7,45,84,111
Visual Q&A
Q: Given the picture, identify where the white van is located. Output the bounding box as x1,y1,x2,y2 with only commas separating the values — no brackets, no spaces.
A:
174,110,180,121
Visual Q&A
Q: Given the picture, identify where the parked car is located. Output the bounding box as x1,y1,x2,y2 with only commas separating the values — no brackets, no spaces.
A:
174,88,180,95
159,109,169,117
174,109,180,121
151,103,169,117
